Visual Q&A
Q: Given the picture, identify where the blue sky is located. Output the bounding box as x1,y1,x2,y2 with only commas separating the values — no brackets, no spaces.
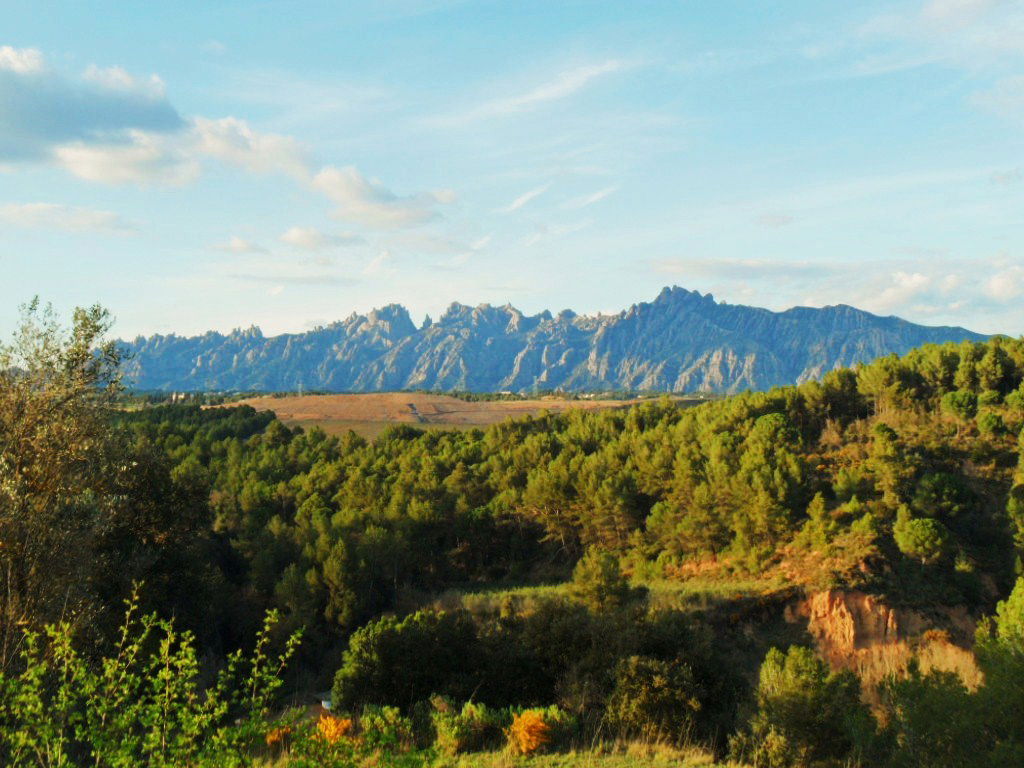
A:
2,0,1024,337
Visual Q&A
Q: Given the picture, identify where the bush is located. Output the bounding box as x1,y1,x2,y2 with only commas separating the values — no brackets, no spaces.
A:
729,646,876,768
332,610,482,710
506,706,576,755
430,698,508,755
359,705,415,752
507,709,551,755
894,508,951,565
977,410,1005,436
604,655,703,743
569,548,647,613
941,390,978,422
879,667,977,768
0,595,302,768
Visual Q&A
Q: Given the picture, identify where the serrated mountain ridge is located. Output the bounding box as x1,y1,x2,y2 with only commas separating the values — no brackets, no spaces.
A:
119,286,988,393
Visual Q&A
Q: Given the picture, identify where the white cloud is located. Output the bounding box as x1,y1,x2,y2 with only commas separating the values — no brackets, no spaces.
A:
313,165,444,229
863,271,932,313
437,60,627,124
0,202,133,232
54,130,199,185
279,226,363,250
0,46,45,74
216,235,268,254
0,50,183,163
986,264,1024,300
82,65,166,98
562,185,618,210
193,116,309,179
940,273,964,293
0,46,453,232
498,183,550,214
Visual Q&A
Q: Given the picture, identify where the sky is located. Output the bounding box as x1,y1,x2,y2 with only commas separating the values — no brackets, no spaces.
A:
2,0,1024,338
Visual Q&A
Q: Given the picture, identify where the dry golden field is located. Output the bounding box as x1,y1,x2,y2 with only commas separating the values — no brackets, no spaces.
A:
226,392,684,438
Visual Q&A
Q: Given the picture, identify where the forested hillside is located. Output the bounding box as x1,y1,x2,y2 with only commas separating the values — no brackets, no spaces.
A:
3,302,1024,767
118,286,986,394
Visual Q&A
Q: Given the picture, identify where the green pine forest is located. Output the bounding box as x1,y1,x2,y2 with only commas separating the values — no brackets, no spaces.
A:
3,300,1024,767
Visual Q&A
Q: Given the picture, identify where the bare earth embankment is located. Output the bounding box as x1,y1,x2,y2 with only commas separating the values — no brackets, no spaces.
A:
226,393,691,439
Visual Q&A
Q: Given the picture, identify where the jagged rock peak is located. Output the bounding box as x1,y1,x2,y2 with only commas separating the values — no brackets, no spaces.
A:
117,286,988,395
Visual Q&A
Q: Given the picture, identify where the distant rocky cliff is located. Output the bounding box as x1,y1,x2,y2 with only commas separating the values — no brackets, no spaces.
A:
119,286,987,393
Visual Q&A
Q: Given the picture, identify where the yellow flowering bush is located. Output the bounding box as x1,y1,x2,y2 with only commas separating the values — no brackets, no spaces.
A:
506,710,551,755
317,714,354,744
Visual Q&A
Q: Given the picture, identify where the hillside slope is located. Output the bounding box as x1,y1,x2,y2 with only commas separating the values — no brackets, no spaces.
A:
120,286,987,393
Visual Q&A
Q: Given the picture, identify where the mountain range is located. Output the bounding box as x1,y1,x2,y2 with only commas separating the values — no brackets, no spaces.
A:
119,286,988,394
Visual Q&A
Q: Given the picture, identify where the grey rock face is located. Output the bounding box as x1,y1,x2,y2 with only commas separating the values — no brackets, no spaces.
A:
119,286,987,393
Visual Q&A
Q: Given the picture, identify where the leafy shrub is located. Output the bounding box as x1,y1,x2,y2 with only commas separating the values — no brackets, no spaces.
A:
894,508,951,565
359,705,416,752
332,610,482,710
941,390,978,422
604,655,702,743
431,699,507,755
729,646,875,768
0,594,302,768
977,410,1005,436
879,667,977,768
569,548,647,613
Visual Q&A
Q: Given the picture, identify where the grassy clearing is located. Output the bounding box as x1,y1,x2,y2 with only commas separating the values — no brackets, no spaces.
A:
427,573,787,618
430,743,735,768
642,576,790,612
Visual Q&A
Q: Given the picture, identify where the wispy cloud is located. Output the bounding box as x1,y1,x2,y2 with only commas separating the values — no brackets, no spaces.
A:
435,59,627,125
756,212,795,228
522,219,592,247
362,249,395,276
216,235,268,254
650,257,835,280
0,202,134,232
229,272,357,287
498,183,550,214
280,226,364,250
561,185,618,210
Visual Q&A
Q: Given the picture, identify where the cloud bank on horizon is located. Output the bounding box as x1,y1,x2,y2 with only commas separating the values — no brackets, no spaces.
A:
1,0,1024,337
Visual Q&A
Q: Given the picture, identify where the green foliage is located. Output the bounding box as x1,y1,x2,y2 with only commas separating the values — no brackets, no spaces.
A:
940,389,977,422
332,610,482,710
13,304,1024,765
977,409,1005,435
879,667,977,768
569,549,646,613
730,646,875,768
431,699,507,755
893,508,951,565
603,656,702,743
994,576,1024,646
0,591,301,767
